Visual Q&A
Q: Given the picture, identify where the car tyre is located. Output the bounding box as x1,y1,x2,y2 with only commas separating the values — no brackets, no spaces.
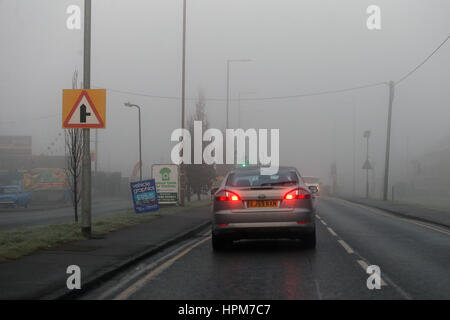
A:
212,233,231,251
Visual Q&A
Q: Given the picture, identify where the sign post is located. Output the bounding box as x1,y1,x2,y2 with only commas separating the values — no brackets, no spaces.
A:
82,0,92,237
63,85,106,236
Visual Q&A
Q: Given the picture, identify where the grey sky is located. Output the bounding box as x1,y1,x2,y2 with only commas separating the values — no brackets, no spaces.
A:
1,0,449,196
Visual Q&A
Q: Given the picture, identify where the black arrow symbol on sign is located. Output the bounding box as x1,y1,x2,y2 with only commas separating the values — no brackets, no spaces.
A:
80,104,91,123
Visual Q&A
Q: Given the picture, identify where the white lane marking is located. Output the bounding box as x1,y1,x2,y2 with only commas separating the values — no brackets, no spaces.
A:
97,235,207,300
338,239,354,254
327,227,337,236
114,235,211,300
319,202,412,299
314,280,323,300
335,198,450,236
357,260,387,286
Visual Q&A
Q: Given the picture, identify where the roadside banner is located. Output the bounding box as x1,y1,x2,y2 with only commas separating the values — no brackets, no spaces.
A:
23,168,67,191
130,179,159,213
152,164,179,204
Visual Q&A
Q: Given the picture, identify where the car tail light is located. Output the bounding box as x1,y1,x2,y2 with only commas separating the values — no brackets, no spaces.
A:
284,188,311,200
215,190,241,201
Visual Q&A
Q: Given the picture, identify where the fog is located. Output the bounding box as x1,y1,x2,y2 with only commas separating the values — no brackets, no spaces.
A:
1,0,449,199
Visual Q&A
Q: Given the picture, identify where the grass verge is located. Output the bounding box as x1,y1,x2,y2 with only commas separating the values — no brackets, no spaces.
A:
0,199,210,262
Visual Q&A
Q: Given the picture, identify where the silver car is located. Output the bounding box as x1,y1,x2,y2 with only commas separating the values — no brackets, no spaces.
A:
211,166,316,250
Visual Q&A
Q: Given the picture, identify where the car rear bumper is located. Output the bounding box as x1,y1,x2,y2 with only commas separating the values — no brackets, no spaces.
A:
212,208,315,240
213,221,315,240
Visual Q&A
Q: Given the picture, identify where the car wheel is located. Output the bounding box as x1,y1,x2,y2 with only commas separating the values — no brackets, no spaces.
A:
212,233,231,251
302,230,316,249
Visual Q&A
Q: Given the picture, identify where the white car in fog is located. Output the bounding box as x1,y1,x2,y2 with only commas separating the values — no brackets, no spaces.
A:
303,176,320,196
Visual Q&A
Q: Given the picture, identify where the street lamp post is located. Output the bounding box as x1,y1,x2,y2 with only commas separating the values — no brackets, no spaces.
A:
179,0,187,206
226,59,252,129
124,102,142,181
383,81,395,201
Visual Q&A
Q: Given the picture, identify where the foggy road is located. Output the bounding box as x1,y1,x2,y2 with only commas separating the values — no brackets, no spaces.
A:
0,198,131,231
82,197,450,300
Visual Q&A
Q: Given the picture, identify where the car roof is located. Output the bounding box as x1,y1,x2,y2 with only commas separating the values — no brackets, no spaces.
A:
229,166,299,173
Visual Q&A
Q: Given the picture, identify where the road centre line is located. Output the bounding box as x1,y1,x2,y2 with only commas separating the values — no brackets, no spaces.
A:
327,227,337,236
319,211,413,298
338,239,354,254
320,210,413,300
357,260,387,286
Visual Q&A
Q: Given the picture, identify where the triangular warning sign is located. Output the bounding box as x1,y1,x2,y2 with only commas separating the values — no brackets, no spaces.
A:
63,90,105,128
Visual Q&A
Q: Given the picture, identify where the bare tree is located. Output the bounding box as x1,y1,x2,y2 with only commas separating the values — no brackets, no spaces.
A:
185,89,216,201
65,70,83,222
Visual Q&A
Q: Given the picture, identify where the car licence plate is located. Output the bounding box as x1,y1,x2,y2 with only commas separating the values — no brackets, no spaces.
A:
247,200,279,208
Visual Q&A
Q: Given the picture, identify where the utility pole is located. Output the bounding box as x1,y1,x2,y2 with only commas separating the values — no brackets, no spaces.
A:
383,81,395,201
364,130,371,198
352,103,356,196
179,0,186,206
226,60,230,129
81,0,92,236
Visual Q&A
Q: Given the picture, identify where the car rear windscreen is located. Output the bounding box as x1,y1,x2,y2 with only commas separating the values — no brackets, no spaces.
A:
226,169,299,187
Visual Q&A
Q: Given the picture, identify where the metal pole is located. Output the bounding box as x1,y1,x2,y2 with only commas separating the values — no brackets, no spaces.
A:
226,60,230,129
138,106,142,181
82,0,92,237
352,103,356,196
383,81,395,201
95,129,98,173
366,135,369,199
238,92,241,128
179,0,186,206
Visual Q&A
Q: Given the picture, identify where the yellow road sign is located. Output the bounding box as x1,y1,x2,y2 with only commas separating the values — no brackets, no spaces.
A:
62,89,106,128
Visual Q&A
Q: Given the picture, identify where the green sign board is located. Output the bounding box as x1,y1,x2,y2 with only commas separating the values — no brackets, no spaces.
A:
152,164,179,204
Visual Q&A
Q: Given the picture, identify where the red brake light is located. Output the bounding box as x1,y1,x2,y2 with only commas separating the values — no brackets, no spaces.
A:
284,188,311,200
215,190,241,201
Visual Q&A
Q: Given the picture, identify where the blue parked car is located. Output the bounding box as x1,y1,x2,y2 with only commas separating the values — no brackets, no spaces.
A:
0,185,32,208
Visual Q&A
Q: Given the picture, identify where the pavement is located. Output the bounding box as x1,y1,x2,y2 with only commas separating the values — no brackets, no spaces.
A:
0,203,211,299
341,196,450,228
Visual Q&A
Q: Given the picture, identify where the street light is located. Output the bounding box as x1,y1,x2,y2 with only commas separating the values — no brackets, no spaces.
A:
179,0,187,206
226,59,252,129
124,102,143,181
